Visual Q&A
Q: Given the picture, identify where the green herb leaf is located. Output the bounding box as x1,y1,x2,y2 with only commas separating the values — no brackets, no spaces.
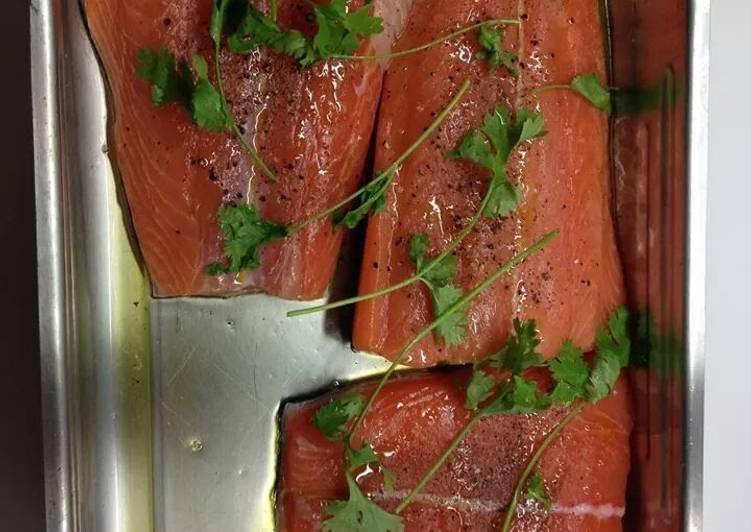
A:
465,364,496,410
408,233,430,270
490,319,545,374
548,341,589,405
324,473,404,532
313,0,384,60
481,376,550,416
570,73,612,114
210,0,250,46
191,55,230,132
337,174,389,229
432,283,467,346
525,472,552,510
476,26,501,69
409,234,458,285
313,394,365,441
476,26,518,77
347,443,380,471
209,204,290,274
612,76,679,117
218,0,383,67
515,108,546,143
226,3,315,65
587,306,630,401
409,233,466,345
136,48,194,110
448,106,545,218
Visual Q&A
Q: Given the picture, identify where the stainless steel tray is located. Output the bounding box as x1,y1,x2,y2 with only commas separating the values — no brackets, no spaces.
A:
30,0,709,531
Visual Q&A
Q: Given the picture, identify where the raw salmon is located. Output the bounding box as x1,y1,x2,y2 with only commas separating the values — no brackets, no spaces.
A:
86,0,393,298
279,370,633,531
352,0,624,365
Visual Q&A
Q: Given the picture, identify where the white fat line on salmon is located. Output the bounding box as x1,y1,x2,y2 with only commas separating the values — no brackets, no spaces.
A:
372,491,623,519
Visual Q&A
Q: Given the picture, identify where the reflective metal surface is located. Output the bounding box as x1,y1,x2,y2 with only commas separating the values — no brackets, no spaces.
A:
31,1,708,531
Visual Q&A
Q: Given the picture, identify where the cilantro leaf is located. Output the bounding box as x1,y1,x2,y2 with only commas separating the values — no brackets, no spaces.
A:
218,0,383,68
448,106,545,218
431,283,467,346
226,3,315,65
570,73,612,114
587,350,621,402
323,473,404,532
480,376,550,416
337,174,389,229
409,234,466,346
312,394,365,440
489,319,545,374
210,0,250,46
409,234,458,285
587,306,630,401
525,472,552,510
476,26,502,69
548,341,589,405
209,204,290,274
408,233,430,270
612,76,679,117
191,55,230,132
476,26,518,77
514,108,546,143
465,364,495,410
136,48,194,110
313,0,384,60
347,443,380,471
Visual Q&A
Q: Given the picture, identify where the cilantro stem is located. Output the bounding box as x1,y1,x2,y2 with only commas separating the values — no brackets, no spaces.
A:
331,19,520,61
286,79,471,237
286,133,495,318
395,412,482,513
531,83,572,95
270,0,278,22
213,43,277,182
347,230,559,439
499,402,585,532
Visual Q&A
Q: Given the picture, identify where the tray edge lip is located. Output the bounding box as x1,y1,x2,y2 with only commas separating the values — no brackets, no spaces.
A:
31,0,75,531
684,0,711,530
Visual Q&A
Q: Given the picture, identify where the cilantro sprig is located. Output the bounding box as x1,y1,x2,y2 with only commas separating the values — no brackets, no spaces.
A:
312,394,365,440
312,231,558,525
136,45,276,181
288,105,546,318
448,106,546,217
388,306,631,522
323,472,404,532
205,204,290,275
534,72,612,114
476,25,518,76
207,76,469,277
220,0,383,67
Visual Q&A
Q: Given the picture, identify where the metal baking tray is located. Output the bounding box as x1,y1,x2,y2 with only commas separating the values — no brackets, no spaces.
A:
30,0,709,530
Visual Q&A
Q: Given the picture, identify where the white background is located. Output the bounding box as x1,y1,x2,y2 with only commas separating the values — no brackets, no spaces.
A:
705,2,751,530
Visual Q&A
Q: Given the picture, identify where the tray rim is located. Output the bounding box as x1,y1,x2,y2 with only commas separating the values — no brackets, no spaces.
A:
31,0,76,530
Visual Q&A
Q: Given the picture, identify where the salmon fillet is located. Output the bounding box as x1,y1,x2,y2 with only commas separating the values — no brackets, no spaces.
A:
279,370,633,531
86,0,387,298
352,0,624,365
